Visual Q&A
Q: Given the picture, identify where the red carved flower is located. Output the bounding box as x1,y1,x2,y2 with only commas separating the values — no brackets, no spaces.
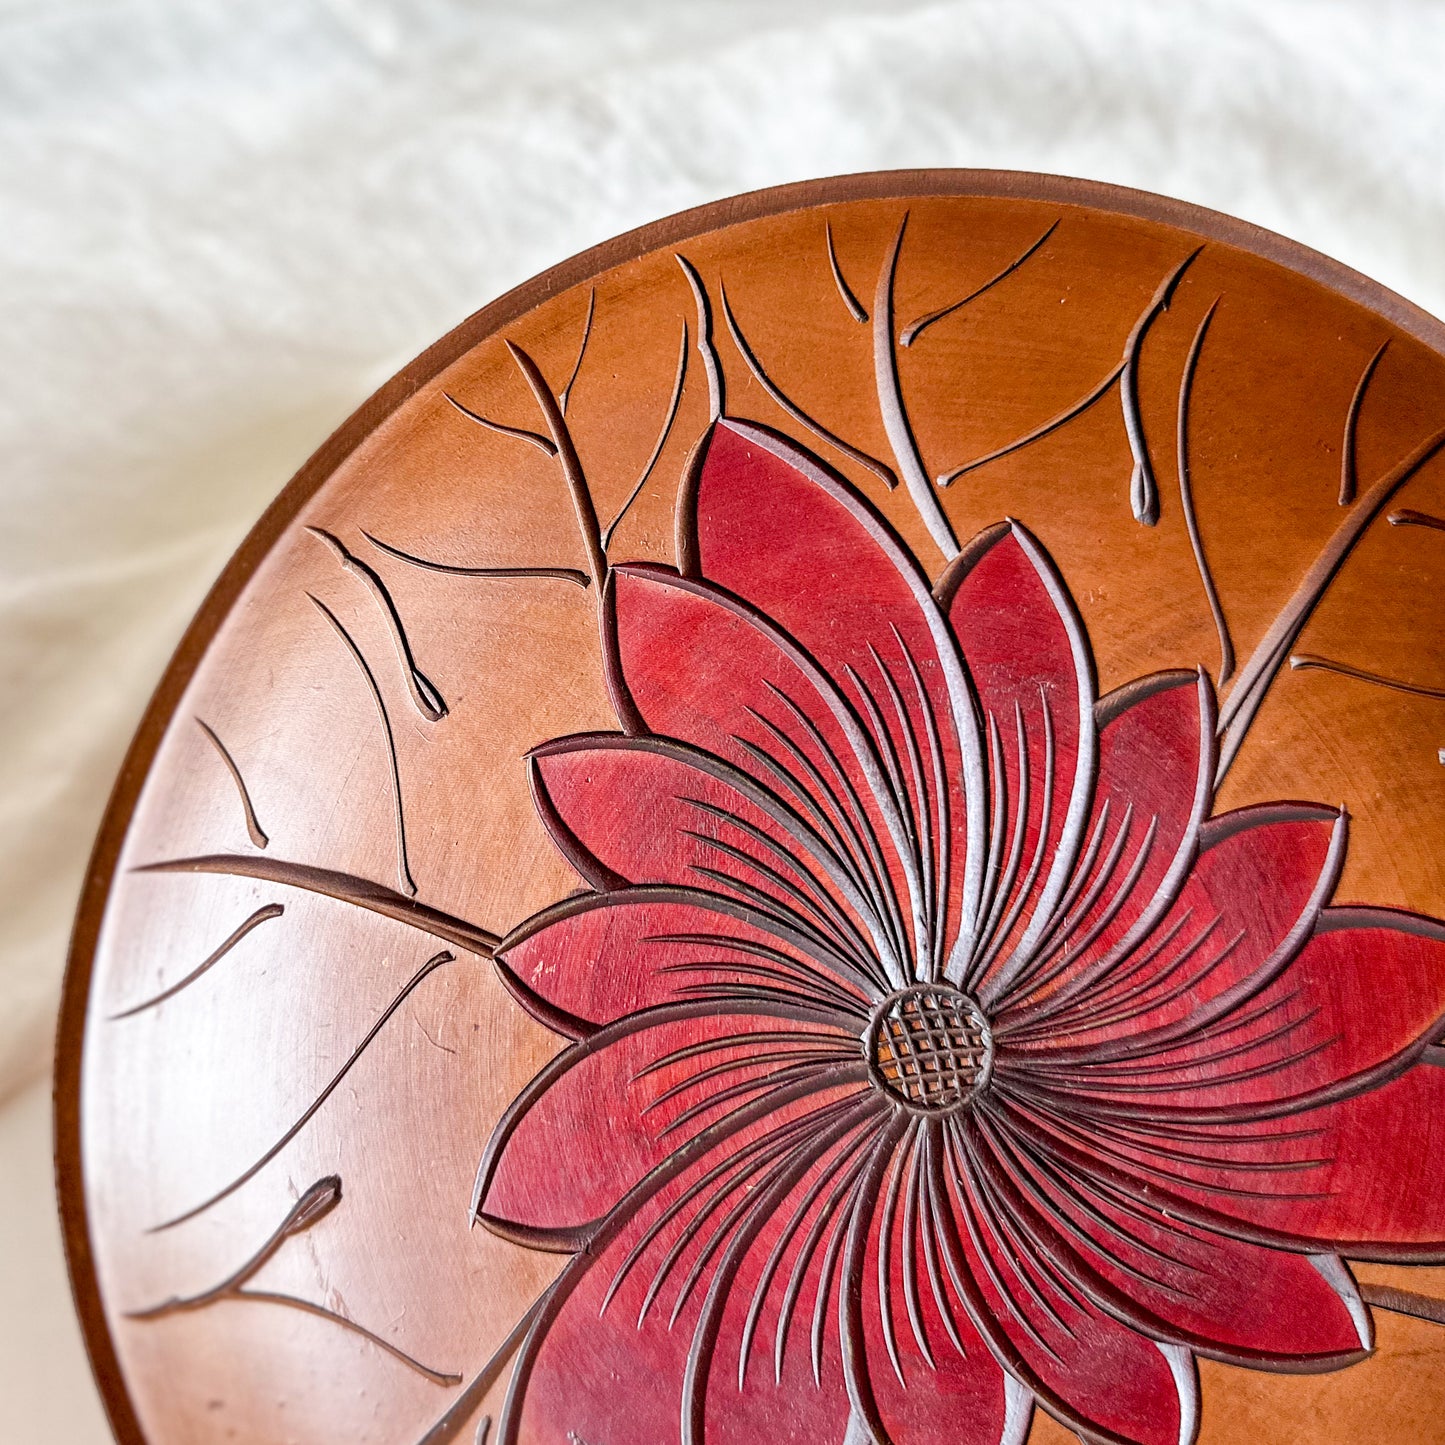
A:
473,420,1445,1445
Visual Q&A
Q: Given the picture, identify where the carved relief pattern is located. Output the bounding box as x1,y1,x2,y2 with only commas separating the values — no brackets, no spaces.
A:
81,190,1445,1445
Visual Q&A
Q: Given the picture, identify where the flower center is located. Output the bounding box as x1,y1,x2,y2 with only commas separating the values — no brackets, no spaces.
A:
865,985,993,1113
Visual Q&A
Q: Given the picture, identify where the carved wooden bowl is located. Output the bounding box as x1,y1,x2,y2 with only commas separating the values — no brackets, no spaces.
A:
57,172,1445,1445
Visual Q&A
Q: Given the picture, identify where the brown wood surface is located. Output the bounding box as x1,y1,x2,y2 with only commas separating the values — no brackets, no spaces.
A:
56,172,1445,1445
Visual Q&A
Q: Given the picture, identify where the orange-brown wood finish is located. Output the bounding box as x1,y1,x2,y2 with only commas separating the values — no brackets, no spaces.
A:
56,173,1445,1445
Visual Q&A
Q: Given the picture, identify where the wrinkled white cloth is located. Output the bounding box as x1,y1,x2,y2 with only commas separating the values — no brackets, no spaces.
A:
2,2,1443,1438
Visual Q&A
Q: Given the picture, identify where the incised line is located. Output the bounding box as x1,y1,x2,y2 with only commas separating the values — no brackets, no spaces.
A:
136,854,500,956
1390,509,1445,532
1121,245,1203,526
1175,298,1235,683
601,320,690,551
443,392,556,456
676,253,723,421
1216,420,1445,781
936,246,1203,499
362,531,588,588
558,286,597,414
307,526,447,721
1339,340,1390,505
719,277,897,491
901,217,1059,347
310,593,418,898
129,1175,461,1386
874,211,960,560
414,1286,558,1445
1290,654,1445,702
195,718,269,849
149,949,455,1231
109,902,284,1019
825,219,868,323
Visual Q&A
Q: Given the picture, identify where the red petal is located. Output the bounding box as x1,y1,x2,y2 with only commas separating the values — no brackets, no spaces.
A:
530,734,889,1005
1198,1066,1445,1256
941,523,1099,1006
499,888,875,1038
689,420,988,971
929,1118,1194,1445
503,1085,883,1445
971,1109,1369,1366
852,1127,1017,1445
473,1005,864,1248
1019,904,1445,1122
993,671,1215,1024
630,419,999,981
1008,805,1346,1062
997,1062,1445,1262
614,562,935,986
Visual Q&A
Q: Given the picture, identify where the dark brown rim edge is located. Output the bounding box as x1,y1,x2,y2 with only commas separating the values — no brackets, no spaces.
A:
53,167,1445,1445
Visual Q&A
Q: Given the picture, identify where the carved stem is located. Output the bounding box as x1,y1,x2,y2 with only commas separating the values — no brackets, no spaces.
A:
506,342,608,596
1216,422,1445,781
195,718,269,849
136,854,501,956
1175,299,1235,683
1360,1282,1445,1329
307,526,447,720
150,950,456,1231
506,339,643,734
129,1176,461,1387
873,213,960,561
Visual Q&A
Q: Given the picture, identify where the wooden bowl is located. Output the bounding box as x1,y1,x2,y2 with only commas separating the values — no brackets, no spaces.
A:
57,172,1445,1445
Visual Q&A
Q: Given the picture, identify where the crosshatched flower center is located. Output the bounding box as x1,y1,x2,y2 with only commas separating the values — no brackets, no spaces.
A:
865,984,993,1113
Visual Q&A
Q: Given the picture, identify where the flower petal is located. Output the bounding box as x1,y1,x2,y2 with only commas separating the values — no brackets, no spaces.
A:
927,1115,1194,1445
530,733,890,1003
851,1123,1017,1445
498,887,876,1039
614,561,934,988
939,522,1099,1006
1015,904,1445,1124
1004,804,1346,1062
687,419,989,970
993,670,1216,1025
1168,1065,1445,1257
500,1084,884,1445
997,1059,1445,1263
970,1106,1370,1368
473,1001,865,1249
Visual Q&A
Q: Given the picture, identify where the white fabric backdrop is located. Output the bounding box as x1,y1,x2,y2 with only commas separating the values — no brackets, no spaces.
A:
3,1,1443,1438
